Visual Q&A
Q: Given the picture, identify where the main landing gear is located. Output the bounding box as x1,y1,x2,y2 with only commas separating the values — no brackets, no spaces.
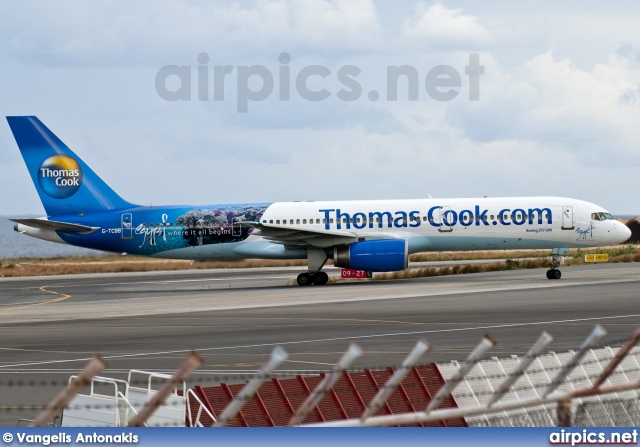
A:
297,247,330,286
297,271,329,286
546,249,566,280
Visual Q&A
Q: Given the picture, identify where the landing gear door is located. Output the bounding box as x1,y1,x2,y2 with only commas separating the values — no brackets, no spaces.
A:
562,206,575,230
439,206,453,233
121,213,133,240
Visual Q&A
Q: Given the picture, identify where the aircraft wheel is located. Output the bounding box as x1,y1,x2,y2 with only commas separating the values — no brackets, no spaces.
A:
297,273,312,286
552,269,562,280
312,272,329,285
546,270,552,280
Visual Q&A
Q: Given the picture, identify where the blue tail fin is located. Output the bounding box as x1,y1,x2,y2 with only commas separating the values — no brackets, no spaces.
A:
7,116,135,216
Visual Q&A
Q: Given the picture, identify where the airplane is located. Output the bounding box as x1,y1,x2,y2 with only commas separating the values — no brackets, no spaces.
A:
6,116,632,285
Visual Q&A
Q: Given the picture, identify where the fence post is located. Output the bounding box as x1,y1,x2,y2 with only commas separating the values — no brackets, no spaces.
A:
288,343,363,426
544,325,607,397
214,346,288,427
557,397,572,427
128,352,203,427
361,339,430,422
31,355,107,427
488,332,553,407
593,327,640,389
426,335,495,413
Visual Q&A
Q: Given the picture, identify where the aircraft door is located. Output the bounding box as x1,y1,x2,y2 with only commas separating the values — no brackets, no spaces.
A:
121,213,133,240
231,217,242,237
562,206,575,230
439,206,454,233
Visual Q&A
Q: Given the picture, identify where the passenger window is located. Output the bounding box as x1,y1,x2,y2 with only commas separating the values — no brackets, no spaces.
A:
276,220,280,224
330,218,334,223
303,219,307,224
423,216,427,221
290,219,293,224
296,219,300,224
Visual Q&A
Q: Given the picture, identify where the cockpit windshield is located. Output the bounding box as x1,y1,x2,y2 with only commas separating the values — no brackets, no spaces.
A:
591,212,615,221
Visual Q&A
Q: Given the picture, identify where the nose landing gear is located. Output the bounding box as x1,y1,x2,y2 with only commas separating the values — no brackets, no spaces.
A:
546,269,562,280
546,248,566,280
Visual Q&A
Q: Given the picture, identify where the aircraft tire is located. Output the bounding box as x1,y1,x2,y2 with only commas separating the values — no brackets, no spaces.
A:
297,273,312,286
312,272,329,285
546,270,552,279
552,269,562,280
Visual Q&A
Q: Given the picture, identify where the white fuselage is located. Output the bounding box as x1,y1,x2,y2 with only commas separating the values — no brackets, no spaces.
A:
249,196,627,256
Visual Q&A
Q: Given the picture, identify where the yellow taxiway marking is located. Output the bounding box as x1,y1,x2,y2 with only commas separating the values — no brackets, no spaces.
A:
283,360,336,366
0,286,71,315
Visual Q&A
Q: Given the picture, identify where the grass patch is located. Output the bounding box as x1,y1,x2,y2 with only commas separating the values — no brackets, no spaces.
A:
3,244,638,278
0,255,310,278
374,258,552,281
410,245,639,263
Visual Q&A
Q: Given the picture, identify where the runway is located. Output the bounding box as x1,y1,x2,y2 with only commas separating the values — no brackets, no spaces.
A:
0,262,639,425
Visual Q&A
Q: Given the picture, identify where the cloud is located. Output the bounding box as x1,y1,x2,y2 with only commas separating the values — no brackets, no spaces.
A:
0,0,382,67
445,50,640,167
2,0,640,215
401,2,492,49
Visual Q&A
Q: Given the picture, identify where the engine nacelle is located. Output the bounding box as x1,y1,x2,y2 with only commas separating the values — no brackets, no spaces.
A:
333,239,408,272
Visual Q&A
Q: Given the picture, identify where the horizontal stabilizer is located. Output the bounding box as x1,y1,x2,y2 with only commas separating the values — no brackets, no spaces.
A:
11,218,100,234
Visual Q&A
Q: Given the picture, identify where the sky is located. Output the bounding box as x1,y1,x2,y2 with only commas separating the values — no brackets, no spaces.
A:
1,0,639,215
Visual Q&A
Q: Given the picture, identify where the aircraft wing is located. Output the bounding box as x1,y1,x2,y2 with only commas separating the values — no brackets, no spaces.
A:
10,218,100,234
236,221,360,248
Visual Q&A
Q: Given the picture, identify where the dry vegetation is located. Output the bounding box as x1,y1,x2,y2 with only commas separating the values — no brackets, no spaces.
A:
376,244,640,282
1,245,638,279
408,245,634,262
374,259,551,281
0,255,308,278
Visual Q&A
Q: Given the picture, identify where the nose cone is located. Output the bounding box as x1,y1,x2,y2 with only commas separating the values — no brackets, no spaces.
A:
619,223,632,243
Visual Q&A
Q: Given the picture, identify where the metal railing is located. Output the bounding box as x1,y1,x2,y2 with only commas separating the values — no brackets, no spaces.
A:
27,325,640,427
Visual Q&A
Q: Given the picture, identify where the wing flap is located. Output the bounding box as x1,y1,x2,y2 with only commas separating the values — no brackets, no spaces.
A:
237,221,359,247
